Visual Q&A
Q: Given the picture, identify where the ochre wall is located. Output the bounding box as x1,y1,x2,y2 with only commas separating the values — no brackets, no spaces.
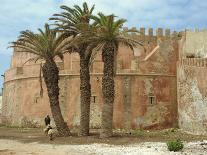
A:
2,28,179,129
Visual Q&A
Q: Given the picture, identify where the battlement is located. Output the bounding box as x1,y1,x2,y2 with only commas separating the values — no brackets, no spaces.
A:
10,27,181,68
122,27,179,38
185,28,207,32
181,58,207,67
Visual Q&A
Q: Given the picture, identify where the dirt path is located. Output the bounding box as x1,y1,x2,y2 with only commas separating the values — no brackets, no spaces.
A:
0,127,207,154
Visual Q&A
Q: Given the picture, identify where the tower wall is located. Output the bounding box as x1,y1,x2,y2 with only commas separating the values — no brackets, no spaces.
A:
2,28,179,129
178,30,207,135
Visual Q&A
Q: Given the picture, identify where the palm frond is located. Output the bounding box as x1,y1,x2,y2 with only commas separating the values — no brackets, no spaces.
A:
74,5,83,15
23,56,41,65
89,4,95,14
9,23,73,61
50,2,95,37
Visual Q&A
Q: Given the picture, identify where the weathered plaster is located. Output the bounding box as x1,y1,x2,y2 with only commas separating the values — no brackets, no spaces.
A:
177,30,207,135
183,31,207,58
2,28,178,129
178,66,207,135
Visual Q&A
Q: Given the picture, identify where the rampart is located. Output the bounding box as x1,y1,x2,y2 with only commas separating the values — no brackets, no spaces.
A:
177,30,207,135
2,28,179,129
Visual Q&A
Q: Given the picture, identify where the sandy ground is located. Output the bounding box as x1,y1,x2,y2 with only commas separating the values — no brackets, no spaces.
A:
0,127,207,155
0,139,207,155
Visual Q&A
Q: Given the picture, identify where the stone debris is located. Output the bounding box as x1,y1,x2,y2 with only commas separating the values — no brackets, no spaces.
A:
0,139,207,155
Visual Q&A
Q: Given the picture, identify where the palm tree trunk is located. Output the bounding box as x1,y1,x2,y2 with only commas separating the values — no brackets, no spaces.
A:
100,43,115,138
79,52,91,136
42,59,71,136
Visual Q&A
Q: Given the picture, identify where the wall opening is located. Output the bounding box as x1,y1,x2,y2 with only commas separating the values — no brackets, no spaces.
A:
148,93,156,105
91,95,96,103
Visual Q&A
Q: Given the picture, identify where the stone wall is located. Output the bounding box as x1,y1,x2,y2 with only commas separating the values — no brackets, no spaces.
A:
177,30,207,135
177,59,207,135
2,28,179,129
183,30,207,58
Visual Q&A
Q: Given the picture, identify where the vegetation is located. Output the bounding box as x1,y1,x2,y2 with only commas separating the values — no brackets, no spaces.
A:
50,2,95,136
10,24,71,136
9,2,144,138
167,139,184,152
72,13,144,138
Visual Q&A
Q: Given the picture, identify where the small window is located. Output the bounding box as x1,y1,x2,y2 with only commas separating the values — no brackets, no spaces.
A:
91,95,96,103
148,93,156,105
34,93,41,104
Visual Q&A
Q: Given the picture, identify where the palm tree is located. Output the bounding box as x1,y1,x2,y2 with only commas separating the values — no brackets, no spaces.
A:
50,2,95,136
74,13,144,138
10,24,72,136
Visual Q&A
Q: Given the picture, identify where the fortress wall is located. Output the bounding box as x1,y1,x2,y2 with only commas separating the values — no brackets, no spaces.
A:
181,58,207,67
177,30,207,135
182,30,207,58
2,28,179,129
2,78,51,126
11,49,36,68
177,63,207,135
128,75,177,129
2,73,177,129
90,37,178,75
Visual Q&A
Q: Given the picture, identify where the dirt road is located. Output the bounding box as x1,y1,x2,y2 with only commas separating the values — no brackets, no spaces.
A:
0,127,207,155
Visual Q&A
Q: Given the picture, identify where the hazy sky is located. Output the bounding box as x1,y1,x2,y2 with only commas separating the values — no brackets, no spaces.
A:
0,0,207,89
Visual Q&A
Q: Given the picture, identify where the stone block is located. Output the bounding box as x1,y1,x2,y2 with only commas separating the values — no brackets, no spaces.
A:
148,28,153,36
156,28,163,37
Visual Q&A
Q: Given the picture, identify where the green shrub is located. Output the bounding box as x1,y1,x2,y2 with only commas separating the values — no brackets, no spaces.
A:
167,139,184,152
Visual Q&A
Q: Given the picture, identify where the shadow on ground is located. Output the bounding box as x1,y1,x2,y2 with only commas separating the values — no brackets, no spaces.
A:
0,126,206,145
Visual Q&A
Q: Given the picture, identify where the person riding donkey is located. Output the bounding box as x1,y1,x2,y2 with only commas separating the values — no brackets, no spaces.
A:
44,115,51,126
43,115,58,140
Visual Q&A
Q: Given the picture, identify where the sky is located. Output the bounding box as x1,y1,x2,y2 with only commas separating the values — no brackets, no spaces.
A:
0,0,207,90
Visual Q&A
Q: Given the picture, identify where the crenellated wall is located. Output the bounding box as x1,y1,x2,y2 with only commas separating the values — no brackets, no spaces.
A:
177,30,207,135
4,28,207,134
2,27,179,129
122,27,178,37
180,58,207,67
